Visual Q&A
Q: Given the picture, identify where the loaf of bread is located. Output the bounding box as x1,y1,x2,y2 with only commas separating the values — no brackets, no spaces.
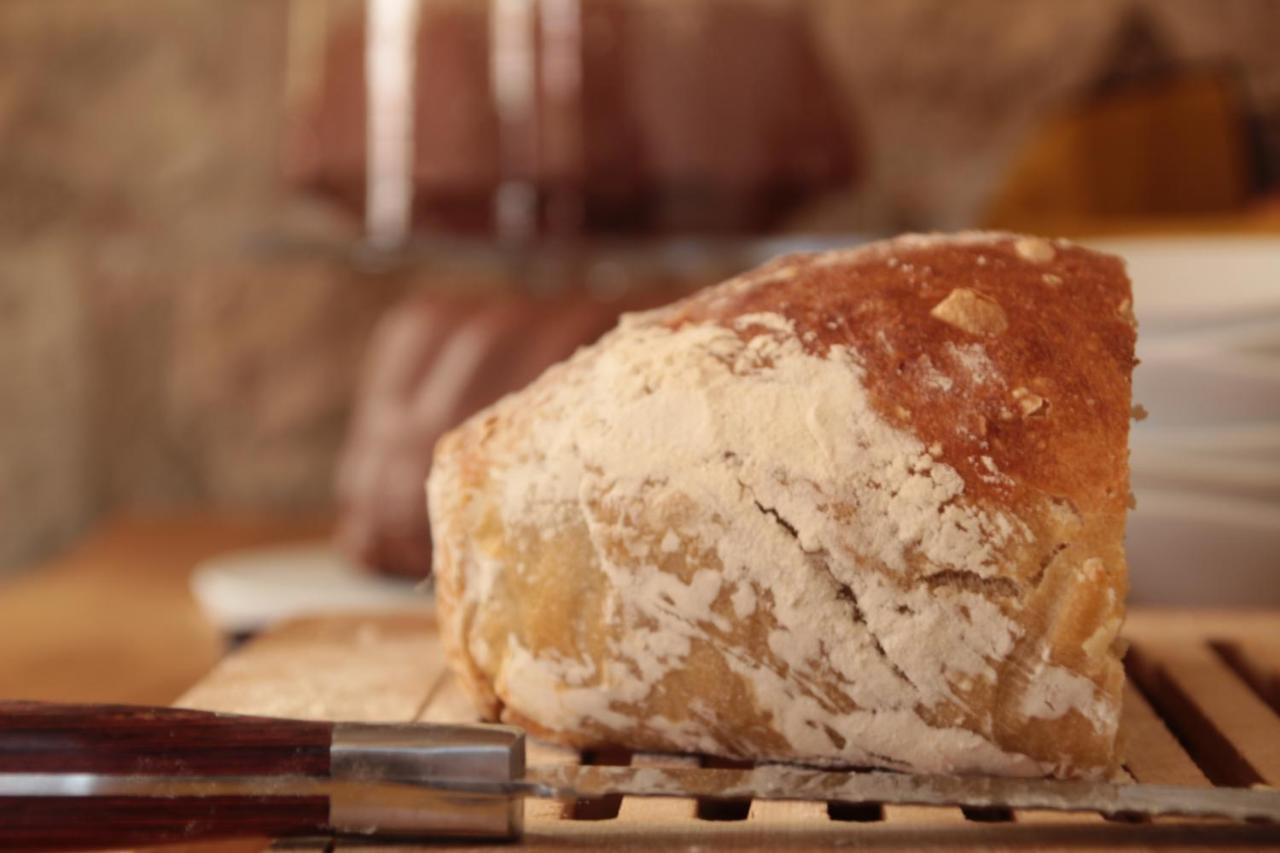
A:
428,232,1135,778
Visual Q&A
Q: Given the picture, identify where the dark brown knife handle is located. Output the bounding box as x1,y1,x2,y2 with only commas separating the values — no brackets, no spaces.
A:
0,701,334,851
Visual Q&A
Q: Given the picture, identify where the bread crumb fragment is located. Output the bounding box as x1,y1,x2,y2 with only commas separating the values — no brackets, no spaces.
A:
1082,616,1122,660
931,288,1008,336
1014,237,1056,263
1012,387,1047,417
1117,298,1137,327
1131,404,1148,421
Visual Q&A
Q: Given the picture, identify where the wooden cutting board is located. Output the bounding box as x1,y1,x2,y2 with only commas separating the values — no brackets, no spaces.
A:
177,608,1280,851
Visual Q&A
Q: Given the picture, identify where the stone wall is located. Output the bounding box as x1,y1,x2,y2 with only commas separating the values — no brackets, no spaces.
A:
0,1,384,572
1,0,1277,572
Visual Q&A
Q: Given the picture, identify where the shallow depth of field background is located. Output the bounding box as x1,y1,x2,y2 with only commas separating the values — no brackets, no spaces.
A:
2,0,1279,576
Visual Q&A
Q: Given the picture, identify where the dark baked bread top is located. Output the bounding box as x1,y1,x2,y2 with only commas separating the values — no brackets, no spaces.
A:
663,233,1136,520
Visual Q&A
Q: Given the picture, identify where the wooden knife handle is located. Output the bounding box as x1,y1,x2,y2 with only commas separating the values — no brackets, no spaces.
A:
2,794,331,852
0,701,334,850
0,700,335,775
0,701,525,850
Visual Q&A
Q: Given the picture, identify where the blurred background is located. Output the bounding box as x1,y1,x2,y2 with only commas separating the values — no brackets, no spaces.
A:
2,0,1279,607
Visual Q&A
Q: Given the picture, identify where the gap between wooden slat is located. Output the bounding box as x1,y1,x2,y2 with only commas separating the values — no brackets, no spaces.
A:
570,748,630,820
1128,640,1280,785
695,755,753,821
824,800,884,823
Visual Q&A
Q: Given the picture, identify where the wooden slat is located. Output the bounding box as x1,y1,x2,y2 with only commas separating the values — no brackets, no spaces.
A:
1121,681,1212,787
1214,638,1280,715
1126,609,1280,646
615,753,699,823
1132,639,1280,785
176,613,441,722
748,799,830,824
882,804,970,825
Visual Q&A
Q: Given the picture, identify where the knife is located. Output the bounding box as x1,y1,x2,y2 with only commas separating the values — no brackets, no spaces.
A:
1,701,1276,849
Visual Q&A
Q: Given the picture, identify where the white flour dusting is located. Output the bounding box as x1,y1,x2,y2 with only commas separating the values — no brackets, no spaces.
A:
434,308,1083,774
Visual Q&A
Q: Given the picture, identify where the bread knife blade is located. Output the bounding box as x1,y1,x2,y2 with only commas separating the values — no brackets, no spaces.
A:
2,701,1277,850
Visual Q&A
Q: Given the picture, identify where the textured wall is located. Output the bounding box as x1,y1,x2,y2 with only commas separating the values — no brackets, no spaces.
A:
1,0,1278,573
0,1,394,572
0,248,90,570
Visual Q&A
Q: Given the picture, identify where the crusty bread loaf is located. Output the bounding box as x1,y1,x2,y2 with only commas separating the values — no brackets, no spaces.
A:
428,232,1135,778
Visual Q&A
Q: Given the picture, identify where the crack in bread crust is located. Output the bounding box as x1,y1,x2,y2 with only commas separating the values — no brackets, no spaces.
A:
746,490,920,694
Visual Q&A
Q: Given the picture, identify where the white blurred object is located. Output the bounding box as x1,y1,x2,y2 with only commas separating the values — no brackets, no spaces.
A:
1132,357,1280,426
365,0,421,247
191,544,428,636
1129,316,1280,427
1131,423,1280,503
1087,236,1280,605
1088,236,1280,333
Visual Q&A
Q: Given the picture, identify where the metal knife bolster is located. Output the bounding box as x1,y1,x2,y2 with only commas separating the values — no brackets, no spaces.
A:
328,721,525,838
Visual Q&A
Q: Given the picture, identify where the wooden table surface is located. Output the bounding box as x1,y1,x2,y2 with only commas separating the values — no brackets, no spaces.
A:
0,513,331,705
3,514,1279,851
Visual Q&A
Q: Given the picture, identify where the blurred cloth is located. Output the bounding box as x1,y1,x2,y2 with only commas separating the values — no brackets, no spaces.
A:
334,288,672,577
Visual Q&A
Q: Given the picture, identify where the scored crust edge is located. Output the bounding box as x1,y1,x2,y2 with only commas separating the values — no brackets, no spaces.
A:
429,231,1136,779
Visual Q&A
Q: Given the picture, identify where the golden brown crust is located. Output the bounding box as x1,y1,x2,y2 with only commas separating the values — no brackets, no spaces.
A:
429,232,1134,778
665,234,1135,520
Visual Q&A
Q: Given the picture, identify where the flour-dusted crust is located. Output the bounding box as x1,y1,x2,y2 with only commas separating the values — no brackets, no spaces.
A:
428,232,1135,778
